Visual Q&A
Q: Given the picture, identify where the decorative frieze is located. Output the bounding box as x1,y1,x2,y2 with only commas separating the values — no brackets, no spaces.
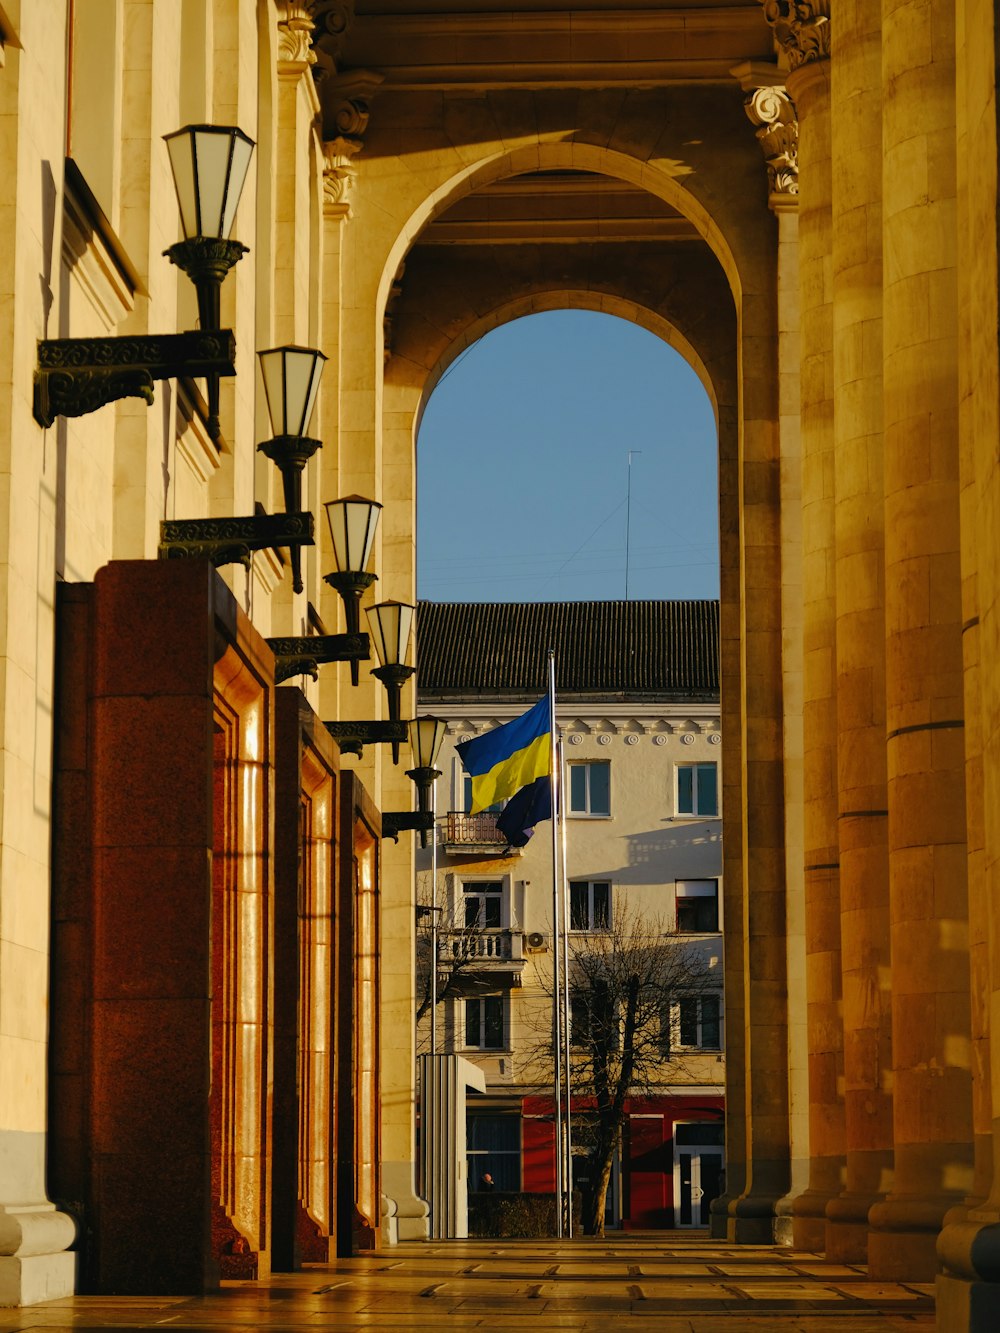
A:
743,85,799,197
759,1,830,70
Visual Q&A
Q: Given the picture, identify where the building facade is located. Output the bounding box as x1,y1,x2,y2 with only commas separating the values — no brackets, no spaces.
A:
0,2,999,1327
416,601,725,1230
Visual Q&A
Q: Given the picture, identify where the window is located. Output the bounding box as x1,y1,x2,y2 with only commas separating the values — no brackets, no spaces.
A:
569,760,610,816
570,987,617,1050
675,880,719,933
570,881,611,931
667,995,723,1050
677,762,718,816
465,995,505,1050
464,880,503,929
467,1113,521,1191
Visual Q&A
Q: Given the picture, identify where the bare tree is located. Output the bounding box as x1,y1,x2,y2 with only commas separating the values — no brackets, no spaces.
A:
529,906,721,1236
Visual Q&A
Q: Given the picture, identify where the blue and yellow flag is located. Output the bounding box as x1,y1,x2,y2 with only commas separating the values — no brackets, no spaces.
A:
456,696,552,845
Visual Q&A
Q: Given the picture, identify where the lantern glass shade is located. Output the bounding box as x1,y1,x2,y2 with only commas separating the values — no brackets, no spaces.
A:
409,716,447,769
164,124,255,239
325,496,382,573
258,346,327,438
365,600,415,668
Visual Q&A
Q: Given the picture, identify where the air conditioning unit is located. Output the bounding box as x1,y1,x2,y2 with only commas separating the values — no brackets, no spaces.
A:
526,931,549,952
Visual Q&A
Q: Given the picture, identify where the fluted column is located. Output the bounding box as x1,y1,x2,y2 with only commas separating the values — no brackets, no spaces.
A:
825,0,894,1264
867,0,974,1282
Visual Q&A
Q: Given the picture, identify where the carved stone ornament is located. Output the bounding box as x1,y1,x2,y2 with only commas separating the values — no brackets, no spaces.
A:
759,1,830,70
307,0,355,82
277,2,317,66
744,85,799,196
322,135,361,215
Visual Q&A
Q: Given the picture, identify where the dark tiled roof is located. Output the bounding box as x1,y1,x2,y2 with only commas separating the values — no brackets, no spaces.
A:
416,601,719,701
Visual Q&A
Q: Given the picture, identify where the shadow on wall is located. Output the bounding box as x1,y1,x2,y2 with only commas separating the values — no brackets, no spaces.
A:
585,822,722,883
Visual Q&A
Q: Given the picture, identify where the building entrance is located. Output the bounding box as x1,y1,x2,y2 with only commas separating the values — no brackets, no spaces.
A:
673,1123,726,1229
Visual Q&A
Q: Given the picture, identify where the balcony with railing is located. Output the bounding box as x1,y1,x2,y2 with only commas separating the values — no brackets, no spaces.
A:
436,928,525,990
442,811,521,856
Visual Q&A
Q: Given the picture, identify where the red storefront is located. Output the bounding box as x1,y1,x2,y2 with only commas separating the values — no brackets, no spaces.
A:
518,1093,725,1230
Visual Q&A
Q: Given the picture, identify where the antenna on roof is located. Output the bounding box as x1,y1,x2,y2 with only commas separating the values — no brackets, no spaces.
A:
625,450,641,601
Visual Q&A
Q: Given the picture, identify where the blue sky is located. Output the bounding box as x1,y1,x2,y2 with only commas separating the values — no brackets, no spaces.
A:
416,309,720,605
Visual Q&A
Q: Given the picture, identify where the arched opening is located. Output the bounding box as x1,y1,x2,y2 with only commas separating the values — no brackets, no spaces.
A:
412,306,726,1233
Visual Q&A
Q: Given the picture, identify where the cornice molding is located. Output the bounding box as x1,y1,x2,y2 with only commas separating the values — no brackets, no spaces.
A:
341,6,772,89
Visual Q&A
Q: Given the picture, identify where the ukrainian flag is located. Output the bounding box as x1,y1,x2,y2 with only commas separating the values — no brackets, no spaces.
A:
456,696,552,845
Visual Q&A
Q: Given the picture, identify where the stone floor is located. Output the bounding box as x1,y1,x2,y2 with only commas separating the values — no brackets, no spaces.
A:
1,1236,936,1332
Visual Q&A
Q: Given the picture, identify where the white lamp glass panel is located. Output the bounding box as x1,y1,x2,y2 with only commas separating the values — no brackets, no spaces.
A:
287,349,324,437
325,497,381,572
166,132,198,238
192,129,235,236
258,350,287,437
410,717,446,768
220,132,254,238
366,602,414,666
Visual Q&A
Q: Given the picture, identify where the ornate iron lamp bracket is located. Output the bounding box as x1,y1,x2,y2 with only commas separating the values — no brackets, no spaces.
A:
323,718,408,757
267,632,369,683
34,330,237,428
381,810,435,842
158,510,315,573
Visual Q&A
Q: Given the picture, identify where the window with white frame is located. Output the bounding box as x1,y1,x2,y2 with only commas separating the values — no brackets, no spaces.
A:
676,762,718,816
465,994,505,1050
569,880,611,931
666,994,723,1051
568,760,611,816
463,880,504,929
674,880,719,933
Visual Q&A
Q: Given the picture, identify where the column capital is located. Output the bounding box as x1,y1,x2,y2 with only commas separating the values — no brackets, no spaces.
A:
732,64,799,209
759,1,830,71
323,135,361,220
277,2,317,69
320,71,384,220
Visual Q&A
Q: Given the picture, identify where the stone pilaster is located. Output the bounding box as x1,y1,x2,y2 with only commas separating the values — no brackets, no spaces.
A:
825,0,894,1265
867,0,974,1283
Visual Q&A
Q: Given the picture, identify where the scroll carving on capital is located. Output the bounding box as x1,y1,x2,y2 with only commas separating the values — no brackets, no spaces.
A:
308,0,355,82
277,2,317,67
759,1,829,70
744,85,799,197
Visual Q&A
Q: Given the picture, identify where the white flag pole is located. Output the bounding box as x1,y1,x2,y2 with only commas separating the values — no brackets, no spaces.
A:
548,648,564,1239
559,735,573,1236
430,774,438,1060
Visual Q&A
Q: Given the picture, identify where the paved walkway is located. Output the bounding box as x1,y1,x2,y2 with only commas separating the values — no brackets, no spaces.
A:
2,1236,936,1332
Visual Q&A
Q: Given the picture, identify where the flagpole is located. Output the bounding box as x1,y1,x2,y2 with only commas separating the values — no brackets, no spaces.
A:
559,735,573,1236
430,774,438,1060
548,648,564,1239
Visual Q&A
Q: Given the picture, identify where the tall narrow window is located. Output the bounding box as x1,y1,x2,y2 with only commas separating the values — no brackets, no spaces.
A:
464,881,504,929
569,881,611,931
676,762,718,816
466,995,505,1050
569,760,611,816
667,995,723,1050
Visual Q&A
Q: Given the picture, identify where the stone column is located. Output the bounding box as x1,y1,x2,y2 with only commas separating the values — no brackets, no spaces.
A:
936,0,1000,1323
825,0,895,1264
784,49,845,1252
734,67,806,1245
867,0,974,1282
